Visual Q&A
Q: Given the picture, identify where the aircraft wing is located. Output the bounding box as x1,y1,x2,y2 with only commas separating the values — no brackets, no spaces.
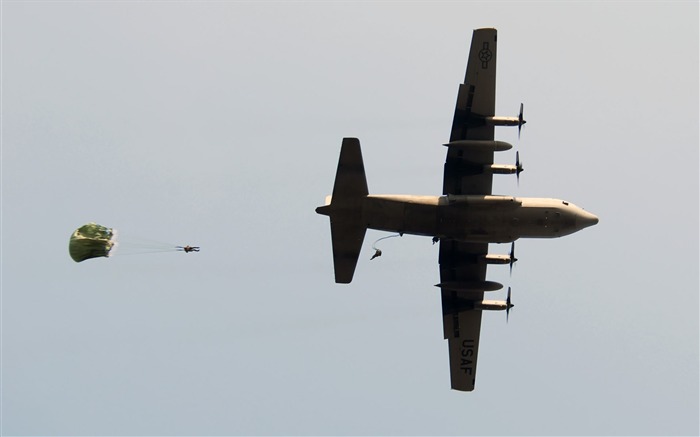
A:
443,28,498,196
439,240,489,391
438,28,499,391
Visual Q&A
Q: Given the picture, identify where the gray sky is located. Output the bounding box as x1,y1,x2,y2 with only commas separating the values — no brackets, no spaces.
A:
2,1,698,435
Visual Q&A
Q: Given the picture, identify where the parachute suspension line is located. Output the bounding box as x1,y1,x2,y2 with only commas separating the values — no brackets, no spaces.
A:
370,233,401,260
112,248,183,257
114,235,178,250
111,233,181,257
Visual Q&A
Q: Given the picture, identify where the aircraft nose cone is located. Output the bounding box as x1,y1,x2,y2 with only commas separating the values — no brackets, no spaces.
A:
578,210,599,229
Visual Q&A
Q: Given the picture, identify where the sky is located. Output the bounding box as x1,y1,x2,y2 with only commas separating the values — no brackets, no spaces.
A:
2,1,698,436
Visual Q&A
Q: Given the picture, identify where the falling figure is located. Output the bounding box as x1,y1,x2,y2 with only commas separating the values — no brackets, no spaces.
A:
179,245,200,253
370,233,401,260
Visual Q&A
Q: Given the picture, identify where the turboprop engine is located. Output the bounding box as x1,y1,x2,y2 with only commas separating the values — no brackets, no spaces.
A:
442,140,524,179
475,288,514,321
485,103,526,138
473,300,511,311
484,242,518,273
442,288,515,321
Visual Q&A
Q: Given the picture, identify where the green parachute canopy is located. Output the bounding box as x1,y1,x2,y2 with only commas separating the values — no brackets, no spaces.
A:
69,222,117,262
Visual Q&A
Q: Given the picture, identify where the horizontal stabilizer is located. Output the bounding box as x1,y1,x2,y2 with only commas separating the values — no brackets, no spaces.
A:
331,138,368,207
330,217,366,283
318,138,370,283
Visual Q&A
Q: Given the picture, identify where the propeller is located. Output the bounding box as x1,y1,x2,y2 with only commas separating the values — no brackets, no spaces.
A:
515,151,524,185
518,103,526,139
516,104,525,186
506,287,514,323
509,242,518,275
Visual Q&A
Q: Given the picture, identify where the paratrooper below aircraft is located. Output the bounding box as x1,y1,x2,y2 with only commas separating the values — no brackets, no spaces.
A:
316,28,598,391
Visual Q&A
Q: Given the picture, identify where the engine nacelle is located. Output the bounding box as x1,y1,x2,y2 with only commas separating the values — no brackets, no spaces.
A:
485,164,518,174
484,116,520,127
474,300,510,311
483,254,511,265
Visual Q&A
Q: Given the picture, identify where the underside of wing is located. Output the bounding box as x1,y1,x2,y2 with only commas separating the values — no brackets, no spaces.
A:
439,240,490,391
442,144,496,195
443,310,483,391
443,28,498,196
450,28,497,141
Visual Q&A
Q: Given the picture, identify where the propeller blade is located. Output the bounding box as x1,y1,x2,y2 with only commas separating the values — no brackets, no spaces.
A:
509,242,518,275
515,151,524,185
506,287,514,323
518,103,526,139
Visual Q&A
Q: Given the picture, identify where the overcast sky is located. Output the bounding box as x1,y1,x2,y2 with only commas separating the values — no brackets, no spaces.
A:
2,1,698,436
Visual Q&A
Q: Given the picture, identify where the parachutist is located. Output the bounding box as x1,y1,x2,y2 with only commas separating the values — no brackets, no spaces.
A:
370,233,400,261
432,236,439,244
182,245,200,253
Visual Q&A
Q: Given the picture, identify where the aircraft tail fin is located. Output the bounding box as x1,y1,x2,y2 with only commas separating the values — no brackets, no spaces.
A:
316,138,368,283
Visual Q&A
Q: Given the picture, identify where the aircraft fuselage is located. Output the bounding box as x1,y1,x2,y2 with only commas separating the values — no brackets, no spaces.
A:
359,194,598,243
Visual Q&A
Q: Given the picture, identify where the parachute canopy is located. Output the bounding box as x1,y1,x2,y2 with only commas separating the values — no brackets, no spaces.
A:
69,222,116,262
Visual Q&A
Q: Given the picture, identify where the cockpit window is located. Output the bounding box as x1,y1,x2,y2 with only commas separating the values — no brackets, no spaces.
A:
562,201,569,206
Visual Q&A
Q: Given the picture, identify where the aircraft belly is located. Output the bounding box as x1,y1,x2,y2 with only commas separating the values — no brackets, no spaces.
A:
437,206,519,243
363,197,438,236
361,197,582,242
363,197,528,242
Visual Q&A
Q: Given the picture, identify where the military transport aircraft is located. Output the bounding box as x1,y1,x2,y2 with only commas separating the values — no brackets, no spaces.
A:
316,28,598,391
